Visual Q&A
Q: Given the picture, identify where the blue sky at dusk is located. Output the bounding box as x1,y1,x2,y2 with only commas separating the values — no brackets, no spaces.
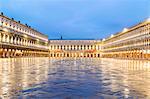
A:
0,0,149,39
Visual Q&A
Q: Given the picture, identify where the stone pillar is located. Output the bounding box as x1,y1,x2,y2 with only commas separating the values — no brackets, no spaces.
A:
2,34,5,42
7,35,9,43
0,33,1,42
0,48,3,58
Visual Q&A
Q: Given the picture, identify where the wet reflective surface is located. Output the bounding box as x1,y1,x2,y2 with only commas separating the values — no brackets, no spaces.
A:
0,58,150,98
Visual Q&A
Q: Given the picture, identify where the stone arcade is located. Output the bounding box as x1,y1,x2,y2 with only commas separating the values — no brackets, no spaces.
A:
0,13,150,59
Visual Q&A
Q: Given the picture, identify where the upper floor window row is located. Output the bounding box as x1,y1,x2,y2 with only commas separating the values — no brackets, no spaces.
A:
0,16,48,41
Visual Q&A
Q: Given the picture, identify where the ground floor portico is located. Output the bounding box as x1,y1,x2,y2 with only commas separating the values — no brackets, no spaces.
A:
49,51,101,58
0,44,49,58
102,50,150,60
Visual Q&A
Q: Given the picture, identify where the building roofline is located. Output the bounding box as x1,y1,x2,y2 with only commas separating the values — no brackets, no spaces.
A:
103,17,150,41
49,38,102,41
0,12,48,38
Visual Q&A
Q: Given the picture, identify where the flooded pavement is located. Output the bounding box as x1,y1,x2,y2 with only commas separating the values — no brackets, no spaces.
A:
0,58,150,99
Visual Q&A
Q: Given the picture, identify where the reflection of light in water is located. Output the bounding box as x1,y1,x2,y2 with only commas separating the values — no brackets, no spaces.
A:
123,88,129,98
0,59,13,98
0,57,50,98
0,58,150,98
22,58,30,88
2,69,10,97
100,58,150,98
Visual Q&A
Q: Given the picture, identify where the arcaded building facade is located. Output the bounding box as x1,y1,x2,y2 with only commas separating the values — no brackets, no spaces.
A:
49,40,101,58
0,13,49,57
101,18,150,59
0,12,150,59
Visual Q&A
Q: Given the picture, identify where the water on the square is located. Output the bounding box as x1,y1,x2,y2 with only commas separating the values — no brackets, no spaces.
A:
0,57,150,99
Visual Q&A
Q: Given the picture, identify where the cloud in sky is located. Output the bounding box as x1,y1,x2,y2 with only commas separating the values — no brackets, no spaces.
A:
0,0,149,39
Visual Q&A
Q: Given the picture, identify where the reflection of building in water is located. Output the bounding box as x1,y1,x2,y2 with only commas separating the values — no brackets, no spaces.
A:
119,60,150,98
100,58,150,98
101,18,150,59
49,40,101,58
0,58,49,98
0,13,49,58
